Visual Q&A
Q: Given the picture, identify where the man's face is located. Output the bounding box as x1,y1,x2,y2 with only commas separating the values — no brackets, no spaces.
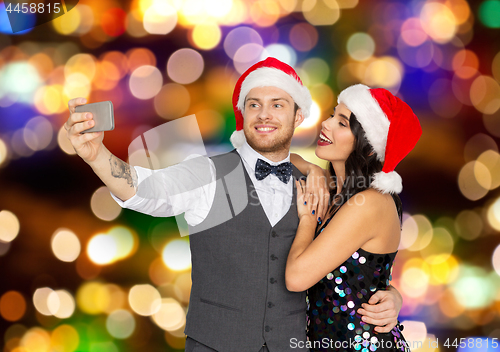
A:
242,86,304,154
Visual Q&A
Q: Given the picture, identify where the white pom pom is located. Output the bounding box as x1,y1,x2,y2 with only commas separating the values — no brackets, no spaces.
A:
230,130,246,149
371,171,402,194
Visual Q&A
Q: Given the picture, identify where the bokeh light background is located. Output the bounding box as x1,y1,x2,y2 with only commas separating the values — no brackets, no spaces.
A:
1,0,500,351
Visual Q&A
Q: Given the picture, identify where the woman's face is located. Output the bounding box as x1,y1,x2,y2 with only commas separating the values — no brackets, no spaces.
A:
315,103,355,163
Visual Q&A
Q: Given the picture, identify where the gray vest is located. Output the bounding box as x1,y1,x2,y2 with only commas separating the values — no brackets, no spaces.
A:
184,150,308,352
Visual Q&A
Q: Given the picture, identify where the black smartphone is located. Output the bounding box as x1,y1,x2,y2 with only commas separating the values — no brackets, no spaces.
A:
75,101,115,133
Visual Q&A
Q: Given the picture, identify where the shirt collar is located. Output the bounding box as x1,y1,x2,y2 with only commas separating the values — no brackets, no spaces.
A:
237,141,291,172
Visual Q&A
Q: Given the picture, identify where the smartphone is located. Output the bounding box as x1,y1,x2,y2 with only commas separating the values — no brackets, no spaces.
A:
75,101,115,133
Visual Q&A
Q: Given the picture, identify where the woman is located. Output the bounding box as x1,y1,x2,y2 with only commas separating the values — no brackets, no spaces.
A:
287,84,422,351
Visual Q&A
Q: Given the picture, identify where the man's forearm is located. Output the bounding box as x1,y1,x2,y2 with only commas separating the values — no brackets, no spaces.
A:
86,146,138,202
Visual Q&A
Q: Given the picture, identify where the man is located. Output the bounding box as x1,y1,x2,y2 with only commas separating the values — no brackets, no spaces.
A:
65,58,402,352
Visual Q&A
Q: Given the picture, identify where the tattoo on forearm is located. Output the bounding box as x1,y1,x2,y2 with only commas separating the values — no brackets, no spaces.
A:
109,155,138,189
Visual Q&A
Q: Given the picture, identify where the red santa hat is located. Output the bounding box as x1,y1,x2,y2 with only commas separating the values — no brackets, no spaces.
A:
230,57,312,148
337,84,422,194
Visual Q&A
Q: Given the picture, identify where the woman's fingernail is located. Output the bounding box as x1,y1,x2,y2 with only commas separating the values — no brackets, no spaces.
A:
86,113,91,118
82,98,87,103
318,217,321,222
312,210,315,215
304,201,307,205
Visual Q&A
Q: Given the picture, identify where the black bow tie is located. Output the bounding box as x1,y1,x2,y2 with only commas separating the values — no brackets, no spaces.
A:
255,158,293,184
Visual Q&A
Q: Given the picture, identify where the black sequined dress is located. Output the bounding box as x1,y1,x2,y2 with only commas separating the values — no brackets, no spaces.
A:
306,212,410,352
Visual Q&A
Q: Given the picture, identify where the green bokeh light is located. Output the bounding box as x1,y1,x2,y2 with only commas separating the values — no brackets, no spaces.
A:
479,0,500,28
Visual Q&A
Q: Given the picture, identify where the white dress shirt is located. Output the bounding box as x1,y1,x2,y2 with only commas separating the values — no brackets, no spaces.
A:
110,141,294,227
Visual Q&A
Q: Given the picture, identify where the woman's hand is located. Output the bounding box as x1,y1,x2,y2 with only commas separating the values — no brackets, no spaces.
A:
296,179,319,226
304,165,329,223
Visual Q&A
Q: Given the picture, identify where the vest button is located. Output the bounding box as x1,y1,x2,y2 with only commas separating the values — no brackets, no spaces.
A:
271,231,278,237
270,254,278,260
270,278,276,284
265,325,271,332
267,302,275,308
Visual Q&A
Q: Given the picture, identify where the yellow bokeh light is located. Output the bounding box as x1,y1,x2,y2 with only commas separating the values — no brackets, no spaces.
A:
144,2,178,35
250,0,280,27
20,328,51,352
420,227,454,265
34,85,66,115
51,325,79,352
94,284,122,314
458,161,489,201
106,309,136,339
90,186,122,221
152,298,186,331
52,4,81,35
191,22,221,50
63,73,91,102
76,282,110,315
51,228,81,262
64,54,96,82
477,150,500,189
33,288,54,316
162,239,192,271
429,254,459,285
302,0,340,26
470,75,500,115
174,272,192,304
0,138,9,167
0,210,20,242
406,214,433,252
47,290,75,319
87,234,117,265
364,57,403,90
401,266,430,298
347,33,375,62
108,226,137,260
420,2,457,44
400,214,418,250
487,197,500,231
128,284,162,316
493,244,500,277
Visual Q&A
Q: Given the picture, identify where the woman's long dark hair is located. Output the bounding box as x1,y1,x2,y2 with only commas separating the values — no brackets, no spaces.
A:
327,112,403,224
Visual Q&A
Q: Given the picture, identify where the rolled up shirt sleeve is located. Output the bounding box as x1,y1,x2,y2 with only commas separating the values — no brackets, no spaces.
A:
110,154,216,226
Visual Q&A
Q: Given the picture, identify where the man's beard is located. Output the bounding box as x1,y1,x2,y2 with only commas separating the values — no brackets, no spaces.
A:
243,124,294,154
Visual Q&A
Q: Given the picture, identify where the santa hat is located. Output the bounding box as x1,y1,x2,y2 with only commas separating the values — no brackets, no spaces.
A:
230,57,312,148
337,84,422,194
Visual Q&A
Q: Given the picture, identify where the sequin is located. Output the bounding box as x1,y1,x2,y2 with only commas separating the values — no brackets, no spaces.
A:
306,241,410,352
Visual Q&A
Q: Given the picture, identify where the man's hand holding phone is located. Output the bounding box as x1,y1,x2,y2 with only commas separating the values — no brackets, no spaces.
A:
64,97,108,164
